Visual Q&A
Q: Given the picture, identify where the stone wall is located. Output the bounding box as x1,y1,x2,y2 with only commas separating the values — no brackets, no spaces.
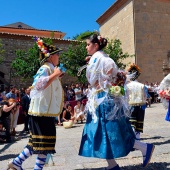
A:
0,35,78,90
99,0,135,68
134,0,170,83
99,0,170,83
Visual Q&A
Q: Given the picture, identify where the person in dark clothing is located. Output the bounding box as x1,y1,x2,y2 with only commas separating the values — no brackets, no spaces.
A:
20,87,26,99
62,103,75,122
0,98,16,143
21,87,31,133
66,86,75,101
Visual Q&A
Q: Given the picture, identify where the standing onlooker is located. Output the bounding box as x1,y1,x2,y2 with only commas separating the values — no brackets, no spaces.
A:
1,87,9,99
71,84,75,100
6,86,16,100
0,92,3,104
20,87,26,99
81,84,88,100
148,83,155,104
10,89,20,136
74,83,82,101
66,86,75,101
0,98,16,143
21,87,31,133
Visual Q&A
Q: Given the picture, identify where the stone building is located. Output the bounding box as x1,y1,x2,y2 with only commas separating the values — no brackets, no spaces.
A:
0,22,77,90
96,0,170,83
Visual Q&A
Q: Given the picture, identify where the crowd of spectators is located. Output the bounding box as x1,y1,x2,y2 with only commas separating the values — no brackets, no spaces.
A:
0,81,162,142
0,83,89,142
0,86,30,143
144,81,161,105
55,83,90,127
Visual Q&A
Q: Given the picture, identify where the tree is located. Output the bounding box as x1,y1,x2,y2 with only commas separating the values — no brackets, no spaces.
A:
60,41,87,83
104,39,134,70
11,38,53,81
60,38,134,83
11,34,133,84
11,43,40,80
72,31,94,40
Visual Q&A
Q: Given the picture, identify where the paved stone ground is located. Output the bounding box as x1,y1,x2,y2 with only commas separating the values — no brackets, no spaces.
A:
0,103,170,170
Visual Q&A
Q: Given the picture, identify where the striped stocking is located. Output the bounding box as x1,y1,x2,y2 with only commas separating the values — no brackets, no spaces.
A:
13,147,33,169
34,154,47,170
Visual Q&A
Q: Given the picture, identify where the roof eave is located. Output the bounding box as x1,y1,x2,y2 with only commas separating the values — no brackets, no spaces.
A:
0,32,80,43
96,0,128,25
0,27,65,39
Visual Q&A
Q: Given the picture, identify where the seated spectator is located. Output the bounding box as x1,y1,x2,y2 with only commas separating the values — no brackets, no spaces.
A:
0,98,17,143
62,103,75,122
55,106,66,126
74,100,85,123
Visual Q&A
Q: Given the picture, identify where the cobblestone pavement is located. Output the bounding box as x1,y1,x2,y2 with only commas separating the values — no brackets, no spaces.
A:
0,103,170,170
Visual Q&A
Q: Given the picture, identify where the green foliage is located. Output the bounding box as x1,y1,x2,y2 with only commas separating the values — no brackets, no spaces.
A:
11,38,53,81
60,38,133,83
73,31,94,40
0,39,5,64
60,42,87,83
11,34,133,84
104,39,134,70
11,43,40,80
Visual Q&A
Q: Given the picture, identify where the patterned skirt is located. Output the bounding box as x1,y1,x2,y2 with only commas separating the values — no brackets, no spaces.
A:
129,105,146,133
79,91,135,159
26,115,56,154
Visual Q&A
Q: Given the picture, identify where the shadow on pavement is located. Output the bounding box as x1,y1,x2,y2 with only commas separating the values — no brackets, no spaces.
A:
141,136,165,141
0,131,29,153
75,162,169,170
0,153,18,161
140,136,170,146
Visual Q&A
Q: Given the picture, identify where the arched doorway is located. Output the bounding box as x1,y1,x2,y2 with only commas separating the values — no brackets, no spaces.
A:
0,71,10,91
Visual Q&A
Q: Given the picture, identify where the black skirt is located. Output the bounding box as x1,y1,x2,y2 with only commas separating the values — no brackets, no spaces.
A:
26,115,56,154
129,106,145,133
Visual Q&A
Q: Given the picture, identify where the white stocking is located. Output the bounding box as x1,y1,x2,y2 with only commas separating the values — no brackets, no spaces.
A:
106,159,118,169
133,140,147,161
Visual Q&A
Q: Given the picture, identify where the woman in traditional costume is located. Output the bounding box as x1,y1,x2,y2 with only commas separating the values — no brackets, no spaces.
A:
158,73,170,121
8,37,66,170
78,33,155,170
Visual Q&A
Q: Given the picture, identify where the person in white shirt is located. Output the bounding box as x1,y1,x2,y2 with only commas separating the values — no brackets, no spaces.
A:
74,83,82,101
74,100,84,123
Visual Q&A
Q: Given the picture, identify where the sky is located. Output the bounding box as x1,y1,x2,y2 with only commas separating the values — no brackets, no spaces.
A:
1,0,116,39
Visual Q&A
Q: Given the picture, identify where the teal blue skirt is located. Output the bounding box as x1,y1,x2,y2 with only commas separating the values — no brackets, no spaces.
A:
79,91,135,159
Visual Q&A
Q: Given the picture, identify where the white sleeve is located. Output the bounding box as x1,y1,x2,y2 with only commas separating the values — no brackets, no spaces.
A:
30,66,50,98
